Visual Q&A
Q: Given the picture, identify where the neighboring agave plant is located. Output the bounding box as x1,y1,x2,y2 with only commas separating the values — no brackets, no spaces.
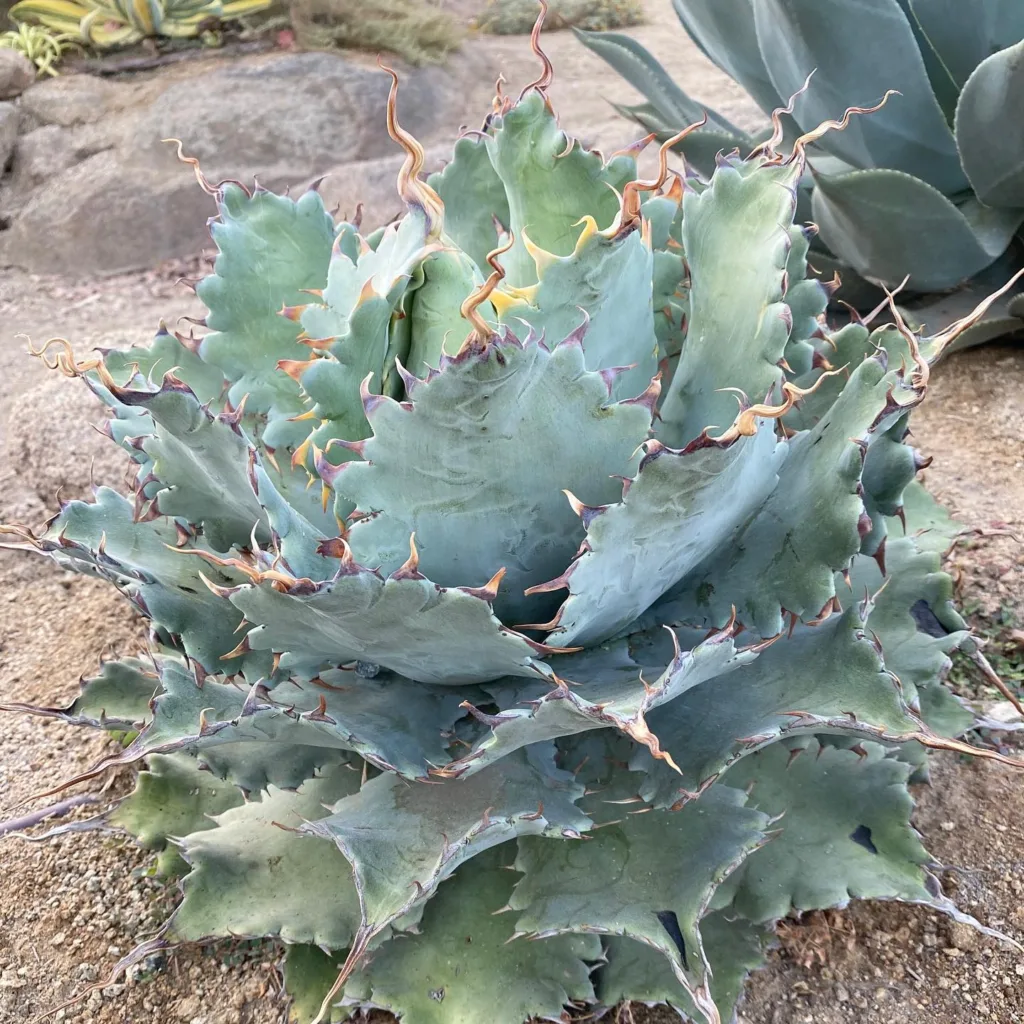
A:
578,0,1024,341
9,0,272,47
3,11,1023,1024
0,22,79,75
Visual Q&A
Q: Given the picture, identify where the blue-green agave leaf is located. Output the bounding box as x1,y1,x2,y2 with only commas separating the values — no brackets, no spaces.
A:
511,785,770,1022
335,328,654,626
659,157,801,446
598,912,772,1023
345,848,601,1024
752,0,966,193
635,604,926,810
907,0,1024,90
811,168,1024,291
300,744,591,994
955,39,1024,208
428,134,511,274
170,761,363,947
712,739,1006,942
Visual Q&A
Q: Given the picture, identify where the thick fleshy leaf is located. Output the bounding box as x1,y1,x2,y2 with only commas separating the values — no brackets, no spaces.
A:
297,206,441,416
247,462,334,582
839,536,969,703
283,945,350,1024
101,326,227,408
659,158,800,446
171,762,363,947
546,418,785,647
712,740,975,925
196,742,349,797
898,479,966,554
428,135,511,273
346,849,601,1024
955,40,1024,208
99,376,269,552
598,912,771,1023
511,785,770,1022
782,224,830,368
751,0,966,193
338,330,653,625
300,745,590,960
32,489,269,678
670,0,791,118
0,656,159,731
573,28,751,138
492,221,660,402
196,186,335,414
858,412,918,556
403,247,489,371
485,89,634,287
634,605,925,809
811,169,1024,291
890,0,960,121
226,566,548,686
112,753,243,876
663,355,914,637
907,0,1024,90
443,624,753,777
100,654,468,783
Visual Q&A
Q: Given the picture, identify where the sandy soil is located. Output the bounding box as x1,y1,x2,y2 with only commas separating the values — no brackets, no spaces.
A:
2,3,1024,1023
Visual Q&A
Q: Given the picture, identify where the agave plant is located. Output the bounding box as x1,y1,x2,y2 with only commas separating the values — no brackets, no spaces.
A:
9,0,272,46
3,10,1022,1024
578,0,1024,340
0,22,80,75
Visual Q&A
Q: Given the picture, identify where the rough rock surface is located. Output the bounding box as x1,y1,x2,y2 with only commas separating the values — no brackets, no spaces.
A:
0,102,16,173
0,49,33,101
0,52,460,275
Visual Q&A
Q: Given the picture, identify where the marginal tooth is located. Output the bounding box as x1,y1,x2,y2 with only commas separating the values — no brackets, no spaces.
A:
217,393,249,429
199,574,238,599
291,434,314,471
356,278,378,306
521,228,558,277
620,371,663,415
279,303,309,322
359,372,391,417
278,358,318,381
300,336,337,350
314,445,351,489
460,566,507,603
663,171,685,204
562,489,606,527
488,284,539,317
324,436,368,458
597,363,639,396
222,635,252,660
390,533,425,581
394,357,421,396
316,536,360,575
570,215,600,256
522,565,572,599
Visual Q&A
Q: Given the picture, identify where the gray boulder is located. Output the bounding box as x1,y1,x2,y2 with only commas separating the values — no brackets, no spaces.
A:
0,52,461,275
0,49,34,101
0,102,17,172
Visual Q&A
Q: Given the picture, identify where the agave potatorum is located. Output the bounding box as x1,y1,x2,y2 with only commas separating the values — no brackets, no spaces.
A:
579,0,1024,343
3,11,1022,1024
